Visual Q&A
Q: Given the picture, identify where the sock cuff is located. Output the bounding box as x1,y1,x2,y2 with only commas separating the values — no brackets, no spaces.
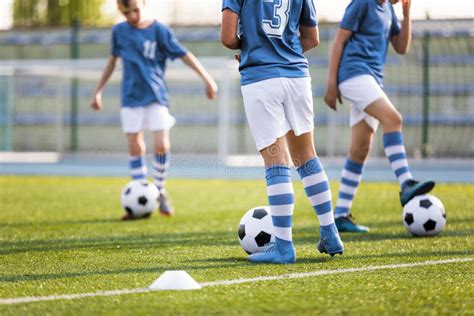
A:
129,155,145,168
275,236,293,246
154,153,170,164
383,131,403,147
296,157,323,178
265,165,291,180
345,158,364,174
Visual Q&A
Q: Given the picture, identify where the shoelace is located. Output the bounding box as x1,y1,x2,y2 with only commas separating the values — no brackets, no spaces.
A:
262,242,275,253
347,214,357,223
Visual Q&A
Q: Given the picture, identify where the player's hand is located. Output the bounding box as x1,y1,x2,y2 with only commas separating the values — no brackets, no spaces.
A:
90,93,103,111
324,83,342,111
205,78,218,100
401,0,411,18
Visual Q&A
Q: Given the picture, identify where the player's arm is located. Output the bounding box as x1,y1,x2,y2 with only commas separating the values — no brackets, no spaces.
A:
181,52,218,100
221,9,240,50
391,0,412,54
299,25,319,52
324,28,352,110
90,55,117,111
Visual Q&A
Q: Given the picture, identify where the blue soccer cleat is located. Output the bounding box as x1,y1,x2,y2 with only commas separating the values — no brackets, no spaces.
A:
335,214,369,233
248,240,296,264
317,224,344,256
400,179,435,206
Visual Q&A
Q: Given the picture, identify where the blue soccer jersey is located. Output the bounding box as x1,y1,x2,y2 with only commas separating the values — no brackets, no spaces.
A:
338,0,401,86
222,0,318,85
111,21,188,107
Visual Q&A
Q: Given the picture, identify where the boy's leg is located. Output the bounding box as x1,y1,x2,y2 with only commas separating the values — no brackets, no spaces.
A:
249,136,296,264
365,98,435,206
334,121,373,233
152,130,174,216
122,132,148,220
241,78,298,263
288,131,344,256
127,132,147,180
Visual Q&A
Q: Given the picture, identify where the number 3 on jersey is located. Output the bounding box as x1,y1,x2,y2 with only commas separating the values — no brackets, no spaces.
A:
143,40,156,59
262,0,291,38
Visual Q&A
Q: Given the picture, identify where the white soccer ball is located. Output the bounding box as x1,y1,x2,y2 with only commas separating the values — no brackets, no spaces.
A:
402,194,446,236
121,180,160,218
238,206,275,254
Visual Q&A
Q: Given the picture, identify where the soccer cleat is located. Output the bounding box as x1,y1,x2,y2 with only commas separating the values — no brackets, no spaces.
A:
335,214,369,233
317,224,344,256
400,179,436,206
248,242,296,264
158,192,174,216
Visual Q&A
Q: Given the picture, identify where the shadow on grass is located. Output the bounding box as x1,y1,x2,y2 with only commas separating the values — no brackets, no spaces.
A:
339,229,473,242
362,216,474,229
296,225,474,244
0,259,248,283
0,230,237,256
346,249,474,261
186,256,332,265
2,223,472,256
2,249,472,284
2,218,122,227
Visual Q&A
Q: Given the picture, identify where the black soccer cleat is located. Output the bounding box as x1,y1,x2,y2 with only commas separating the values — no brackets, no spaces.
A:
400,179,436,206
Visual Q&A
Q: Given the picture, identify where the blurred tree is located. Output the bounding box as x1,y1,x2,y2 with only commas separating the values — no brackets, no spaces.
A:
13,0,112,28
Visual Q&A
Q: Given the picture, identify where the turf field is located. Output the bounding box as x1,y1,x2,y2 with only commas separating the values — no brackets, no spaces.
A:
0,176,473,315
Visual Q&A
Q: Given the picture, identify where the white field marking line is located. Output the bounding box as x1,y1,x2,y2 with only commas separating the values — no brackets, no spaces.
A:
200,257,474,287
1,257,472,305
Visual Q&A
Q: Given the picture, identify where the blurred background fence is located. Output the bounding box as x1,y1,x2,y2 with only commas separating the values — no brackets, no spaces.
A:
0,20,473,160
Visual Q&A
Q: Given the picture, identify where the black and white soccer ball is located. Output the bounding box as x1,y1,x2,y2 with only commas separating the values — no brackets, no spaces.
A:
237,206,275,254
402,194,446,236
121,180,160,218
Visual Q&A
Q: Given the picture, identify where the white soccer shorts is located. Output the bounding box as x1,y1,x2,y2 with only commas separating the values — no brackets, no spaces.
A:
120,103,176,134
241,77,314,151
338,74,387,131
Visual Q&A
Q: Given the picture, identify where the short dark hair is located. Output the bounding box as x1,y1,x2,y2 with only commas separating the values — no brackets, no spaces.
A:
117,0,131,7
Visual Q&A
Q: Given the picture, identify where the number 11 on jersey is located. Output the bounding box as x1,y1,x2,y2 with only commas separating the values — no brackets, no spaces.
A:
143,40,156,59
262,0,291,38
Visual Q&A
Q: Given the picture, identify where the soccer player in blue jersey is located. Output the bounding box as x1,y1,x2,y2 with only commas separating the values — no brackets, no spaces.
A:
221,0,344,263
324,0,435,232
90,0,218,219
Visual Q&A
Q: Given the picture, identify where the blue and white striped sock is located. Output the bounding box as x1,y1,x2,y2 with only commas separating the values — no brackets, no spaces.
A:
266,166,294,246
129,155,147,180
153,153,170,193
383,131,413,187
297,157,335,227
334,159,364,219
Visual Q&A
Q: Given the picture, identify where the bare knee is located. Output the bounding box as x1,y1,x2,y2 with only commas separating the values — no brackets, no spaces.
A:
383,111,403,132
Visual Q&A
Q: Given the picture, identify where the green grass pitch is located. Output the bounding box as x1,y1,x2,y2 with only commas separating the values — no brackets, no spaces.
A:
0,176,473,315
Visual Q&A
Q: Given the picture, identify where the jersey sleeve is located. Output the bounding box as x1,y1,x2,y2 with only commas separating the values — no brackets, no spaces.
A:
300,0,318,27
221,0,241,14
159,25,188,60
340,0,367,33
110,27,121,57
389,5,401,37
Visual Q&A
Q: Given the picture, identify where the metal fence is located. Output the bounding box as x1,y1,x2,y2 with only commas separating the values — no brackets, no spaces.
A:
0,20,473,158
